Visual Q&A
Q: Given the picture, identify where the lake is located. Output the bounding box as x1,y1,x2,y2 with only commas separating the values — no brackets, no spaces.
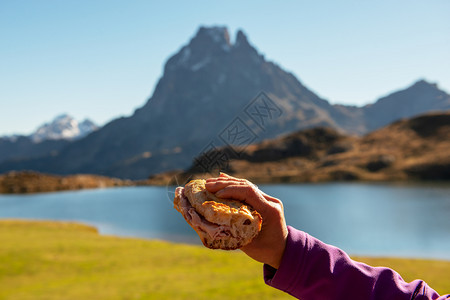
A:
0,182,449,260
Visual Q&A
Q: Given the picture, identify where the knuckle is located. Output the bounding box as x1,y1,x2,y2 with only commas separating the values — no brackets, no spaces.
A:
273,197,282,205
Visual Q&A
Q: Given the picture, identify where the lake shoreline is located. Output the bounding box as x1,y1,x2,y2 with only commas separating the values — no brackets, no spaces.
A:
3,168,450,195
0,170,138,194
1,184,449,261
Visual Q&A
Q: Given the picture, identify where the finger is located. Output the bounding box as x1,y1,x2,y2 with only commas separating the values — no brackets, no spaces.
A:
208,175,269,201
205,177,219,183
207,176,261,196
206,175,236,183
219,172,231,178
205,179,246,192
216,173,253,187
214,185,268,211
219,173,251,186
260,191,282,205
205,177,227,185
219,172,243,181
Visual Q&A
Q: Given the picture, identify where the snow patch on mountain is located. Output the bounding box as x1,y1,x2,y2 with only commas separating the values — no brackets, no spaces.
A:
191,57,211,71
30,114,99,143
178,47,191,65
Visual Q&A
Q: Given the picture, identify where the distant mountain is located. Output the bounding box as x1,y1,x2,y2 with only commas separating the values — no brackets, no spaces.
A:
0,136,70,164
362,80,450,131
0,26,449,179
30,114,98,143
0,114,98,164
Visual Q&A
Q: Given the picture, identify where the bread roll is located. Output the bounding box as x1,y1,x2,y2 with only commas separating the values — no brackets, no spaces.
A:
174,179,262,250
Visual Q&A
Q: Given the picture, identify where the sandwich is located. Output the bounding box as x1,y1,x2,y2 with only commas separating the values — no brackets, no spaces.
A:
174,179,262,250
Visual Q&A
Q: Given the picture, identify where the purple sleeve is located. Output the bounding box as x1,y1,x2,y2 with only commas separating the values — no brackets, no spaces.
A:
264,226,449,300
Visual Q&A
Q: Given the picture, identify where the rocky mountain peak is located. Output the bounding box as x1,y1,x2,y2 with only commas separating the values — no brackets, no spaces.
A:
164,26,261,73
148,26,267,117
195,26,231,47
183,26,232,59
235,29,249,47
411,79,438,90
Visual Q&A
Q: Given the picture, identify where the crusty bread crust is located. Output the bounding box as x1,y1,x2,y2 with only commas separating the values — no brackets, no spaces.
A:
174,179,262,250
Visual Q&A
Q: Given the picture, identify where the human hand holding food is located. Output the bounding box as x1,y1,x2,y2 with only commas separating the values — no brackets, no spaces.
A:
205,173,288,269
173,176,262,250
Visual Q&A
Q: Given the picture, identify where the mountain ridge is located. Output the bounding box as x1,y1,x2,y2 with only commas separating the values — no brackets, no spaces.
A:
0,114,98,165
0,26,449,179
1,114,98,143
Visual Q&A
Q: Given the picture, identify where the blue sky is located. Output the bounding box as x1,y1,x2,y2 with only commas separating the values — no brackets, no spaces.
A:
1,0,449,136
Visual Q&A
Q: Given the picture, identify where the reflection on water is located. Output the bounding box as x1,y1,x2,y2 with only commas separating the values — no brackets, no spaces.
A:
0,182,449,260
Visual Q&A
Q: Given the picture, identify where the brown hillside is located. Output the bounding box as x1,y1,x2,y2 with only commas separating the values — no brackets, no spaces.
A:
153,112,450,184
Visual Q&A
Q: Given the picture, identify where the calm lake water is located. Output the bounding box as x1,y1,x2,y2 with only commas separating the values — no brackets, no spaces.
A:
0,182,449,260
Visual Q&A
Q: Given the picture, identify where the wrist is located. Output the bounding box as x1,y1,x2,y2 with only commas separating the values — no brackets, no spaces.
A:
268,227,289,269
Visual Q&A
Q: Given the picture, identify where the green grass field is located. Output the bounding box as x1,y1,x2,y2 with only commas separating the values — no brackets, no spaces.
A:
0,220,448,299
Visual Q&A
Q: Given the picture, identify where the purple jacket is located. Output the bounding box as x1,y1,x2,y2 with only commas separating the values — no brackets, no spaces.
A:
264,226,449,300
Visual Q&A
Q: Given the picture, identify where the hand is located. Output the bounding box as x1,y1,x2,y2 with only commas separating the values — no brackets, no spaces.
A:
205,173,288,269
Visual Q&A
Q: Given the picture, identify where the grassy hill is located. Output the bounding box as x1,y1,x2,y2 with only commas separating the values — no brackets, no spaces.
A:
0,220,449,299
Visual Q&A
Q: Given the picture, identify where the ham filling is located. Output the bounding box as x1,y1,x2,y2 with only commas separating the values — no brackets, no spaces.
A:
175,187,232,239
